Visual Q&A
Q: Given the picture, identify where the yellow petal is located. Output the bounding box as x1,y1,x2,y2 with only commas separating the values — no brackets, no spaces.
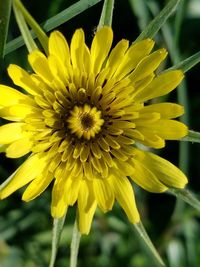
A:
106,39,129,79
90,27,113,75
130,159,168,193
129,49,167,82
136,128,165,148
134,149,188,189
0,153,48,199
28,50,53,84
78,181,97,234
49,31,71,68
78,201,97,235
109,173,140,223
67,177,82,205
0,104,37,121
134,70,184,102
0,85,33,107
48,54,68,85
140,103,184,119
70,29,85,71
83,44,91,74
0,123,24,144
51,174,68,218
114,39,155,80
22,171,54,201
7,64,41,95
93,178,114,212
6,137,33,158
148,119,188,139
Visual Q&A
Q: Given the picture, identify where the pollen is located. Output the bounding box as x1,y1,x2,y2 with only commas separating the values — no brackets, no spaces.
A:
67,104,104,140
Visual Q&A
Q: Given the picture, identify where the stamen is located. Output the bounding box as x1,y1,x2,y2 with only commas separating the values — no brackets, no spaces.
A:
67,104,104,140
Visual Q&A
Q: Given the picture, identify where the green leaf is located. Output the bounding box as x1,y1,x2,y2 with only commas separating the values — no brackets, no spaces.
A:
129,0,150,30
5,0,103,56
136,0,181,41
12,1,38,53
168,51,200,73
49,215,66,267
133,221,166,267
169,188,200,213
181,130,200,144
13,0,48,54
0,0,12,72
98,0,115,29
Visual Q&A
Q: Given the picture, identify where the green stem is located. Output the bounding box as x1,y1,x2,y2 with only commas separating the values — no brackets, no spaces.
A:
0,0,12,78
133,222,166,267
98,0,115,29
12,1,38,53
13,0,48,54
70,220,81,267
169,188,200,213
49,215,66,267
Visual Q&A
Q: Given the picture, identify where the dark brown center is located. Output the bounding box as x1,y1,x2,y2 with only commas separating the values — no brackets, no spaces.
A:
81,114,94,130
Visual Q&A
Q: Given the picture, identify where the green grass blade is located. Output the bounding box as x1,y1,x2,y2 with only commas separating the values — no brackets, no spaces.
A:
13,1,38,53
173,0,188,57
49,215,66,267
14,0,48,54
0,0,12,71
169,188,200,213
4,0,103,56
181,130,200,144
168,51,200,73
133,222,166,267
129,0,150,30
98,0,115,29
43,0,102,32
136,0,181,41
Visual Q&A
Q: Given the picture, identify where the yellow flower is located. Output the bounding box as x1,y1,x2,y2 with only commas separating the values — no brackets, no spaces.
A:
0,27,188,234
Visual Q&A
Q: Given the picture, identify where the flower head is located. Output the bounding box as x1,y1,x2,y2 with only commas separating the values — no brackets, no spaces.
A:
0,27,188,234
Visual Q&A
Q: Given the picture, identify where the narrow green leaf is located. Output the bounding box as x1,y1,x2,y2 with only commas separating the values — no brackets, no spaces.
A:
98,0,115,29
0,0,12,71
43,0,103,32
49,215,66,267
129,0,150,30
136,0,181,41
133,221,166,267
70,220,81,267
5,0,102,55
12,1,38,53
169,188,200,213
168,51,200,73
13,0,48,54
173,0,188,54
181,130,200,144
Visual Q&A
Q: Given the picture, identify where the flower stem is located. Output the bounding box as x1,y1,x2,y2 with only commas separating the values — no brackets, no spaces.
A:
13,0,48,54
49,215,66,267
70,219,81,267
12,1,38,53
0,0,12,77
98,0,115,29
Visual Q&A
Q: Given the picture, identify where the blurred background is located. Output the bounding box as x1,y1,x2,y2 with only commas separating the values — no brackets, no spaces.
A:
1,0,200,266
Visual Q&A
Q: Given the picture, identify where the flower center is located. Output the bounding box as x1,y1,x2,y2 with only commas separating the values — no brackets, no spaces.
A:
67,104,104,140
